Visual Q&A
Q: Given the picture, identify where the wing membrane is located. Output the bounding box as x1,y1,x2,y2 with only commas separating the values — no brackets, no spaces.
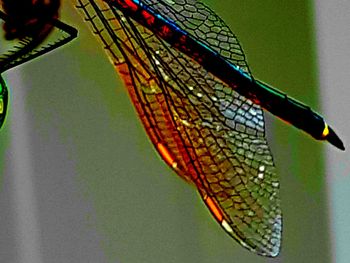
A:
143,0,252,76
77,0,281,256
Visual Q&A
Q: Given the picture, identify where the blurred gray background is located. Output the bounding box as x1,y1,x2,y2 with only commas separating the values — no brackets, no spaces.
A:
0,0,349,262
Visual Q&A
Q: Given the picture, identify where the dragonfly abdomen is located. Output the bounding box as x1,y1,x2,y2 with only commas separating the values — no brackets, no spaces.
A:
254,80,344,150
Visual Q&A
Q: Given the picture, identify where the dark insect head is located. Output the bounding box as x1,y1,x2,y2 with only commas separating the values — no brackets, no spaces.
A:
1,0,61,40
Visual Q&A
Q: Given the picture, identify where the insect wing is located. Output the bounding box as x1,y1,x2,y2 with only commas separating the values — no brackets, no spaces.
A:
0,11,78,72
141,0,252,77
0,10,77,130
77,0,282,257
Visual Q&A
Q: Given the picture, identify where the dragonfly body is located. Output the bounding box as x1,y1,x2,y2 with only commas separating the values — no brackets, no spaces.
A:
1,0,60,40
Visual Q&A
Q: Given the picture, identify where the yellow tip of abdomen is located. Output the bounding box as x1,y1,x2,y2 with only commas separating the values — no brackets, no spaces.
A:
322,122,329,138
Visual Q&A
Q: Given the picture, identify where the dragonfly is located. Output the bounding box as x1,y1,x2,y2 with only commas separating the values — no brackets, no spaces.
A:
1,0,344,257
75,0,345,257
0,7,77,129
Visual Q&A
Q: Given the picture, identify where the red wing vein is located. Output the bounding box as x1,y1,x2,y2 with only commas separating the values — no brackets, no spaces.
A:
77,0,282,257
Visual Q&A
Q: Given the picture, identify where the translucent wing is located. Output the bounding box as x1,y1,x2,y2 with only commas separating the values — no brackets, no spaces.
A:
0,10,77,72
143,0,252,76
77,0,281,257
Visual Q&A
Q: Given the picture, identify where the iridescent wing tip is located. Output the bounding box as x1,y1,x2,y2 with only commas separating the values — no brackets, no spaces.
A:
326,126,345,151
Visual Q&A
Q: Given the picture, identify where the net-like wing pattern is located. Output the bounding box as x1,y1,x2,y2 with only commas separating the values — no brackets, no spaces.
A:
143,0,252,76
76,0,281,257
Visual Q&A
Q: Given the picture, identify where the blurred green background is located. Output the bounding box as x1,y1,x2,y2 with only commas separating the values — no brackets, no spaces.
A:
1,0,347,262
